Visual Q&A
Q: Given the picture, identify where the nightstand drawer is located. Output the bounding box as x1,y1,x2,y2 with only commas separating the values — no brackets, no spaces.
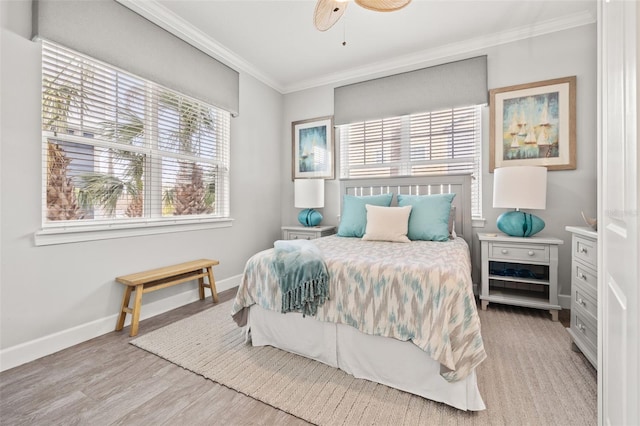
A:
282,225,336,240
574,235,597,269
287,232,314,240
490,243,550,263
573,279,597,323
573,262,597,293
571,309,597,350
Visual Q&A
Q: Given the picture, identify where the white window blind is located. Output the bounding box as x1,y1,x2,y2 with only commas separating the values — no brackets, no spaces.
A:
339,105,483,217
42,40,230,225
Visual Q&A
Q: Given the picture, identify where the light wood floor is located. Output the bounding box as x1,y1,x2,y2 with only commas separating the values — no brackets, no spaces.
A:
0,288,310,426
0,289,571,425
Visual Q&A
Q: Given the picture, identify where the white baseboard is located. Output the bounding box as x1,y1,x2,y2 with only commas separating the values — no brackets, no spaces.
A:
558,294,571,310
0,274,242,373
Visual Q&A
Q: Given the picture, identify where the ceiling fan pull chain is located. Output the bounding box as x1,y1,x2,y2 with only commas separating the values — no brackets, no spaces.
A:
342,15,347,46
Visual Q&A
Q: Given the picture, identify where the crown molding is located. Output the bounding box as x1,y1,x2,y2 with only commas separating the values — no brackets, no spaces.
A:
283,9,596,93
116,1,595,95
115,0,286,93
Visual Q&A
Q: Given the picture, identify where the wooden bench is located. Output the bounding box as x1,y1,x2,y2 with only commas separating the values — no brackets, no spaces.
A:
115,259,219,337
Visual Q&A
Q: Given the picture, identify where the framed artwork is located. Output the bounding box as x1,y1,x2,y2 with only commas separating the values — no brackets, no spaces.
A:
489,76,576,172
291,116,334,180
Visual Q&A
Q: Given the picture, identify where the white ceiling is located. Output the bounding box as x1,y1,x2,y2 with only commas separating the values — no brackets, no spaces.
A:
120,0,596,94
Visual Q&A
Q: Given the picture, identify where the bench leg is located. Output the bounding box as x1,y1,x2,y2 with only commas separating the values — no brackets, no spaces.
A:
198,274,206,300
206,266,219,303
130,284,144,337
116,286,133,331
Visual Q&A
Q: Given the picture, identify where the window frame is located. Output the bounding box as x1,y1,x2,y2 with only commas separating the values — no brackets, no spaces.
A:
339,105,484,220
36,41,233,246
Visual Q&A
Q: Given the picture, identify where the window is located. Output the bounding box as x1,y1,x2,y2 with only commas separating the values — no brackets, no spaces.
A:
339,105,483,217
41,41,230,229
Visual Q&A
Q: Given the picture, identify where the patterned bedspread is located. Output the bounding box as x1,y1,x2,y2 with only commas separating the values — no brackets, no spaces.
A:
231,235,486,382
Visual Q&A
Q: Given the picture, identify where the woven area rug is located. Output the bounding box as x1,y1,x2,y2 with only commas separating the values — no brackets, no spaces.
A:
131,300,597,425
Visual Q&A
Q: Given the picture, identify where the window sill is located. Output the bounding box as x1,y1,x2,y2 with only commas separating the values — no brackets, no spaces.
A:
34,217,234,246
472,217,486,228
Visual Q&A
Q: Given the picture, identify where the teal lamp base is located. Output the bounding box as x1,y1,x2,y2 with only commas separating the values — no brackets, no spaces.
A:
298,209,323,227
497,210,545,237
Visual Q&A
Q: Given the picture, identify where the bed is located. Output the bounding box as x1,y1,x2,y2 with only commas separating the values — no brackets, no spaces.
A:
231,175,486,411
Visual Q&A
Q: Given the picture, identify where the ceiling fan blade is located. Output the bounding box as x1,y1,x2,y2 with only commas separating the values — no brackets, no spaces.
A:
355,0,411,12
314,0,348,31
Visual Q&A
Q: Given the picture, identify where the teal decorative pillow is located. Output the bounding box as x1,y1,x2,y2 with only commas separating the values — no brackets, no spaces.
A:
397,193,456,241
337,193,393,237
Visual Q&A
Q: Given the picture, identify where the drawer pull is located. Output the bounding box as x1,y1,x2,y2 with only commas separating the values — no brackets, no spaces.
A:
577,323,586,332
579,247,588,254
579,272,587,280
528,250,534,256
501,249,508,254
578,298,587,307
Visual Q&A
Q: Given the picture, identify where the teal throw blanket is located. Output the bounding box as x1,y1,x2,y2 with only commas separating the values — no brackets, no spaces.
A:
272,239,329,316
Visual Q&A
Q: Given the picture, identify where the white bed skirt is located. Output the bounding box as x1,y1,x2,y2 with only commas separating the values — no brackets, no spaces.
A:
248,305,486,411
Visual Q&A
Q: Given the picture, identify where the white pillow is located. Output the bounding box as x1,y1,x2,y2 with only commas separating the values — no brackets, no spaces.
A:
362,204,412,243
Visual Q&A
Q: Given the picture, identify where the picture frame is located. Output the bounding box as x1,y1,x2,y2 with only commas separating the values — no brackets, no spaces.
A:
291,115,334,180
489,76,576,172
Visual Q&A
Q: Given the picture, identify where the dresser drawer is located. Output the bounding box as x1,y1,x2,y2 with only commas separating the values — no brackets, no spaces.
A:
286,232,313,240
574,235,597,268
572,279,597,323
571,309,597,351
573,262,597,293
490,243,550,263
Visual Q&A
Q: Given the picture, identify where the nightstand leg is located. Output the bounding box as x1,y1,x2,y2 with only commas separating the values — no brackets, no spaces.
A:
550,309,559,322
481,300,488,310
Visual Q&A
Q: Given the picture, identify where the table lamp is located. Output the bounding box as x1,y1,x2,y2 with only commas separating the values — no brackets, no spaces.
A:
295,179,324,227
493,166,547,237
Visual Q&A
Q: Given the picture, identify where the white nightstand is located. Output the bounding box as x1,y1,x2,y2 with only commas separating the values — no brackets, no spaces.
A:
478,233,564,321
281,225,336,240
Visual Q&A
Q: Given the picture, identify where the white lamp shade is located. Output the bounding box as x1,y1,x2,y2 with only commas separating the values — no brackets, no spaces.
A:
493,166,547,210
295,179,324,208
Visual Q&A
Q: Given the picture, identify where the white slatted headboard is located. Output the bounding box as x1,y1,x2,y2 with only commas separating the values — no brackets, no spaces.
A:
339,174,473,255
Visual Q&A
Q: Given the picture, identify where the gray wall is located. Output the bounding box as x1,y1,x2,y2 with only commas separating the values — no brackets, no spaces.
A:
281,24,597,301
481,24,597,297
0,2,283,365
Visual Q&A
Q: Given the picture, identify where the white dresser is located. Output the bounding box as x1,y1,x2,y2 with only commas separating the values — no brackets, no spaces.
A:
565,226,598,369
